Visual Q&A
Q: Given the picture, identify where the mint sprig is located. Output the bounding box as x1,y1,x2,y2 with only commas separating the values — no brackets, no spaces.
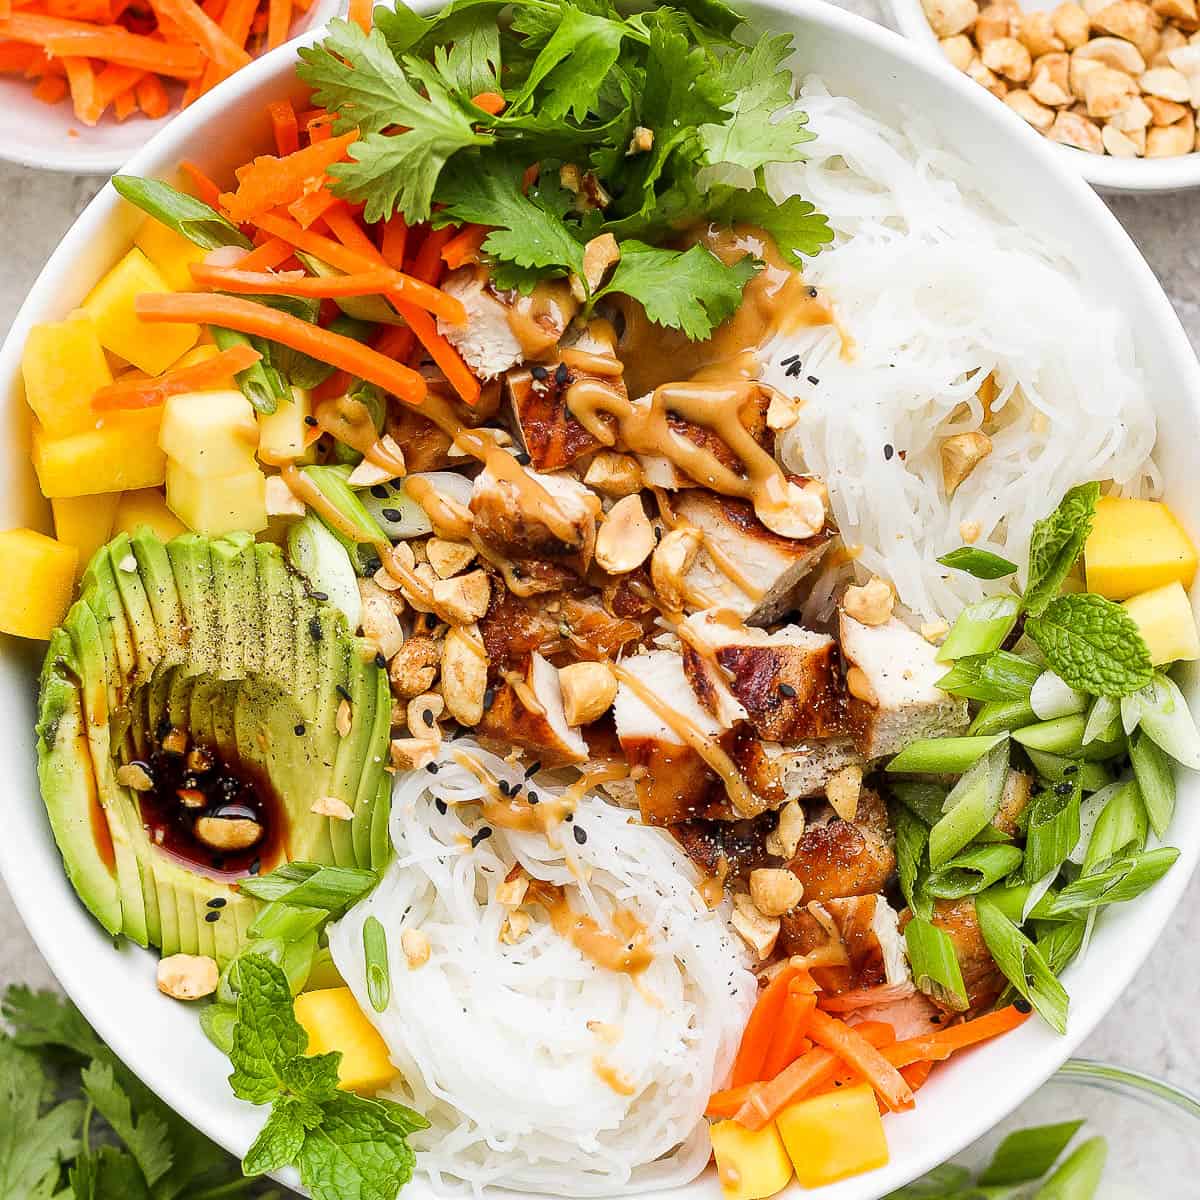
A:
1024,481,1100,616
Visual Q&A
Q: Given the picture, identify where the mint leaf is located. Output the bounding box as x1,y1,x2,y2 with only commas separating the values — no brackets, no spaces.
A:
296,1095,418,1200
707,187,833,266
1026,593,1152,697
598,241,759,339
243,1103,308,1178
80,1060,172,1188
229,956,308,1105
1024,482,1100,616
279,1054,342,1104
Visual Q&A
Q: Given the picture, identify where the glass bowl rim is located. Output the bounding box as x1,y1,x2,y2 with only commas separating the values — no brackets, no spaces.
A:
1053,1059,1200,1120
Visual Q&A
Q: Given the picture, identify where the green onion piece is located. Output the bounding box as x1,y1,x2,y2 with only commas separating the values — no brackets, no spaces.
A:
240,293,337,390
1082,694,1120,745
1013,715,1126,761
1024,750,1113,794
970,698,1038,736
891,801,932,920
302,464,389,553
936,594,1022,663
979,1119,1085,1186
1069,781,1125,866
926,843,1024,899
1082,781,1148,873
904,917,968,1012
1034,917,1087,973
1047,847,1180,917
936,546,1019,580
1130,730,1176,838
887,733,1007,776
112,174,252,251
363,915,391,1013
928,740,1010,867
247,900,329,943
237,862,379,911
936,650,1041,701
882,1163,973,1199
1023,784,1081,885
976,895,1070,1034
289,516,362,626
981,881,1061,925
1122,673,1200,770
306,946,347,992
889,781,947,825
1033,1136,1108,1200
198,1002,239,1055
211,326,287,414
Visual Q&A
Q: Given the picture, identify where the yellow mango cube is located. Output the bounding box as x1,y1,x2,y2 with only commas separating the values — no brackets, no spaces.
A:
1123,580,1200,665
294,987,397,1094
134,218,206,292
113,488,187,542
1085,497,1198,601
166,460,266,536
82,248,198,375
22,311,113,439
33,410,166,498
0,529,79,639
709,1120,794,1200
776,1084,889,1189
52,494,121,576
258,388,313,466
160,389,259,478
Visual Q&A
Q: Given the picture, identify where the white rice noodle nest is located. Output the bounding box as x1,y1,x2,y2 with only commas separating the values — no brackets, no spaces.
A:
330,739,756,1197
763,81,1159,621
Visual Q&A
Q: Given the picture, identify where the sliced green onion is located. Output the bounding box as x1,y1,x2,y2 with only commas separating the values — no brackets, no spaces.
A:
1047,847,1180,917
1121,673,1200,770
887,733,1007,776
112,174,252,251
198,1002,238,1055
904,917,968,1012
936,650,1041,701
1034,917,1087,973
211,325,287,414
889,780,947,826
1030,670,1089,721
883,1163,973,1199
247,900,329,943
928,740,1010,867
302,465,388,550
936,594,1022,663
1082,694,1120,745
936,546,1019,580
1033,1135,1107,1200
1013,715,1125,761
288,515,362,627
970,698,1037,736
979,1119,1085,1186
891,801,932,920
237,862,379,911
976,895,1069,1034
1024,750,1113,794
1082,781,1147,873
982,881,1061,925
363,915,391,1013
1068,781,1125,866
242,293,337,390
1130,730,1176,838
926,843,1024,899
1023,784,1081,885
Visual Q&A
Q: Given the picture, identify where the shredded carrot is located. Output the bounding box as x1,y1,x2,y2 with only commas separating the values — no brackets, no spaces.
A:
93,343,261,410
80,61,143,123
321,202,378,260
307,114,331,141
113,82,137,118
410,225,455,286
45,30,206,77
191,263,412,301
393,302,479,406
179,158,221,205
44,0,110,21
846,1020,897,1047
807,1009,914,1113
146,0,249,72
882,1005,1031,1069
32,71,66,101
441,223,489,270
0,42,39,71
220,130,359,222
469,89,505,115
235,236,292,271
136,292,427,404
266,0,289,49
731,966,802,1088
268,98,298,155
372,323,415,366
60,55,95,124
347,0,369,32
0,12,98,45
900,1060,934,1091
136,72,168,118
761,989,817,1081
381,214,408,270
705,1084,754,1120
312,368,351,402
0,0,11,23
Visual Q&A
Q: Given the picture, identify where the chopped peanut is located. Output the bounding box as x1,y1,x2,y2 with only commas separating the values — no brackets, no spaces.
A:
594,494,656,574
922,0,980,36
116,762,153,791
650,527,703,613
766,800,806,859
731,894,780,959
983,35,1034,79
441,624,488,727
407,691,445,736
432,569,490,624
558,661,618,726
402,928,431,968
749,868,805,918
312,796,355,821
941,431,993,494
390,635,442,698
426,537,477,580
157,954,219,1001
826,764,864,822
843,577,895,626
583,451,644,498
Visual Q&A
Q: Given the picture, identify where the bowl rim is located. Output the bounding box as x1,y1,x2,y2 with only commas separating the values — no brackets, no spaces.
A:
882,0,1200,193
2,2,1200,1197
1058,1060,1200,1116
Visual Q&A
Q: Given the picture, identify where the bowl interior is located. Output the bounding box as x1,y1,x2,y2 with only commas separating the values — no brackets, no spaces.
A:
1,3,1199,1198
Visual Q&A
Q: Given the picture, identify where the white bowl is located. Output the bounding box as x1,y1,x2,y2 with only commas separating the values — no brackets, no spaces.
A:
1,3,1199,1197
885,0,1200,193
0,0,339,175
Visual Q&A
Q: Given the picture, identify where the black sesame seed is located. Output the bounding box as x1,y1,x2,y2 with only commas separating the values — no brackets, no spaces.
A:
483,687,496,712
304,415,318,427
249,858,261,875
336,684,352,703
375,652,387,669
524,760,542,778
527,791,539,805
294,722,306,736
435,797,448,814
364,556,382,575
381,508,403,522
808,287,818,298
308,615,323,642
206,897,227,908
311,591,329,602
471,826,493,847
807,375,819,386
778,682,797,698
780,353,800,366
498,779,511,797
205,910,221,923
883,444,894,461
1013,997,1033,1014
426,762,441,774
1063,764,1079,775
573,825,587,845
1054,781,1073,796
564,812,573,822
370,485,389,499
555,362,569,386
531,365,548,381
515,451,531,466
785,360,804,378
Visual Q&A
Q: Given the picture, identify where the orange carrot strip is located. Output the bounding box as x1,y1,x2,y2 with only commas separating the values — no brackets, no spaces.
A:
135,72,169,117
266,0,289,48
312,368,350,402
0,41,38,71
192,264,401,300
220,130,358,222
236,236,292,271
92,344,261,410
441,223,489,270
291,0,311,14
85,61,144,121
469,89,504,115
0,0,11,23
731,966,801,1088
372,323,414,365
847,1020,897,1047
135,292,427,404
252,210,376,273
288,184,339,228
0,12,98,44
322,201,377,260
761,990,817,1081
308,117,331,141
381,214,407,270
113,82,137,118
705,1084,754,1120
146,0,249,72
394,302,479,406
61,55,96,125
807,1009,914,1113
410,225,455,286
347,0,369,31
44,0,109,21
32,71,66,101
46,30,205,77
268,98,298,155
900,1060,934,1091
179,159,221,205
882,1005,1030,1069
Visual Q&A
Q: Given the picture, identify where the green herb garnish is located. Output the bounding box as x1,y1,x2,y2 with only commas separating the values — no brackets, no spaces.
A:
1024,482,1101,616
937,546,1019,580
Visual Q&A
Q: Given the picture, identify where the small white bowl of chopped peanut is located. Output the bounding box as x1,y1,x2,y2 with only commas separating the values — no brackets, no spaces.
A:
887,0,1200,190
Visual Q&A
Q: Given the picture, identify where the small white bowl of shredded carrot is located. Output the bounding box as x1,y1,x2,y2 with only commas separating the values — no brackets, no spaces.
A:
0,0,340,172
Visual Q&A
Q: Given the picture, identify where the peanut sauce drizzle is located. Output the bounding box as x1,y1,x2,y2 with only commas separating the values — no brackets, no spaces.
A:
314,394,407,473
592,1058,637,1096
281,465,389,548
453,750,575,832
506,278,579,359
527,879,655,976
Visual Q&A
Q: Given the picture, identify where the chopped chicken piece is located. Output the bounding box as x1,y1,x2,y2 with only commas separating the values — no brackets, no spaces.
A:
758,739,866,802
852,991,944,1040
671,814,776,877
780,894,909,992
839,613,970,758
784,788,896,902
479,591,643,668
993,768,1032,836
927,898,1006,1014
671,490,831,625
476,651,588,766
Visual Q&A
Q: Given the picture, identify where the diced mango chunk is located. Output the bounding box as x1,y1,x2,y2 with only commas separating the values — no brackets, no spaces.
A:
52,494,121,576
1085,497,1198,601
1124,581,1200,665
22,311,113,438
160,389,259,478
775,1084,889,1189
0,529,78,639
258,387,313,466
294,987,397,1094
82,248,198,375
114,488,187,542
33,409,167,498
134,218,207,292
166,460,266,535
710,1120,794,1200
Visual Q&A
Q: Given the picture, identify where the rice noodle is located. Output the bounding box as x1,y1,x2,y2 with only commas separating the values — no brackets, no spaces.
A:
329,740,756,1197
765,82,1159,620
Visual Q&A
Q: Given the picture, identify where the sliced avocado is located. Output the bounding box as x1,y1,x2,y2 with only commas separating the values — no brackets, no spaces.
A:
36,532,391,963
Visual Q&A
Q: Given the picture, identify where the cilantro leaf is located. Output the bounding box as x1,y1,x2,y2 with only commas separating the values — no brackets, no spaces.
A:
599,241,759,339
1026,592,1153,697
243,1103,308,1178
707,187,833,265
71,1146,152,1200
431,19,500,95
2,987,107,1062
80,1060,172,1189
296,1094,418,1200
699,33,814,171
229,956,308,1104
1024,482,1100,616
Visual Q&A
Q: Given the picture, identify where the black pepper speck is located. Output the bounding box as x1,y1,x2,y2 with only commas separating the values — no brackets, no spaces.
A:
883,444,894,461
778,683,797,698
294,722,306,736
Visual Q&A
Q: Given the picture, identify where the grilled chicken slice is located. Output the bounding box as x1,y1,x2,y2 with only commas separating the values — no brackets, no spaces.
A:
475,651,588,767
927,898,1006,1014
994,769,1032,836
671,813,777,877
779,894,909,992
839,613,970,759
672,490,831,625
784,788,896,902
739,738,866,806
